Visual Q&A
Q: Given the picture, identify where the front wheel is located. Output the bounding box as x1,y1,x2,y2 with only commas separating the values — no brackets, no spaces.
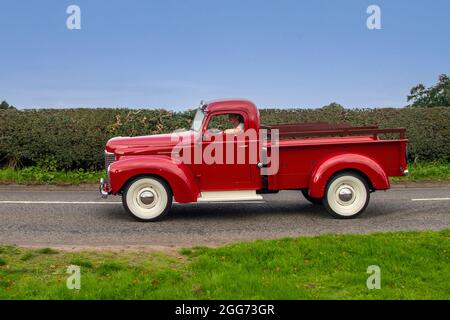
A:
322,172,370,219
122,176,172,222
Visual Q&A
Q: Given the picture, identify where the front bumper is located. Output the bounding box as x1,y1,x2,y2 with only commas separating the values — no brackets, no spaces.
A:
99,178,112,198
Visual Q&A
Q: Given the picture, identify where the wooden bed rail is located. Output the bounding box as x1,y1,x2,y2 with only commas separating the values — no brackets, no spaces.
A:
262,123,406,140
262,122,378,132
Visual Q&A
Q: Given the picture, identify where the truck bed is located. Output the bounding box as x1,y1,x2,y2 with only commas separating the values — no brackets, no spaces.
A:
263,122,407,191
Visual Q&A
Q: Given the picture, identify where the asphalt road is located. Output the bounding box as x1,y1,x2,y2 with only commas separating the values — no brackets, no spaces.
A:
0,186,449,248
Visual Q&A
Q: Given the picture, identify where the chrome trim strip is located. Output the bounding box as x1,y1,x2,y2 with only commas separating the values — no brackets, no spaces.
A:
157,151,179,155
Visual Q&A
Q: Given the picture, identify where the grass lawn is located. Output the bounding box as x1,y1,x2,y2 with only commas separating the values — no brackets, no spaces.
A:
0,230,449,299
0,162,448,185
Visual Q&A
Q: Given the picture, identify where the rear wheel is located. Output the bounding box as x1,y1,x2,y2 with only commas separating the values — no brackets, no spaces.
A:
122,176,172,222
322,172,370,219
301,190,322,205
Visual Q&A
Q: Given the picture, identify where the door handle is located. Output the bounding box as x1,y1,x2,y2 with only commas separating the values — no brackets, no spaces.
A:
238,145,247,148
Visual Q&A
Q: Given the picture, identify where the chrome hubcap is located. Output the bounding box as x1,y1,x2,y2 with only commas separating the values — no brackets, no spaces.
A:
338,187,353,202
139,190,155,205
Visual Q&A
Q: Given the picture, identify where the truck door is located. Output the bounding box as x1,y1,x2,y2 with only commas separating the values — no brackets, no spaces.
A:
197,112,258,191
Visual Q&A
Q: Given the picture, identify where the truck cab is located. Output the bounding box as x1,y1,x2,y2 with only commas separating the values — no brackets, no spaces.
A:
100,99,408,221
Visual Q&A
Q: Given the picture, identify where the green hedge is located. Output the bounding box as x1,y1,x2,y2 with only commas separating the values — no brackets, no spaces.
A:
1,107,449,170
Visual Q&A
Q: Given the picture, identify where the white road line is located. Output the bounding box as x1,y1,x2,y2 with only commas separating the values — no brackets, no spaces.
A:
0,201,121,204
411,198,450,201
0,200,266,205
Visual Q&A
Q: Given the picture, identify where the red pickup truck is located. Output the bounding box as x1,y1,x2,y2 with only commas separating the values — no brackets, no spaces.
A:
100,99,408,221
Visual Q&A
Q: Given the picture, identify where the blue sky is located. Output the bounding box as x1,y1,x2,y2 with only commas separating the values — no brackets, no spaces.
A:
0,0,449,109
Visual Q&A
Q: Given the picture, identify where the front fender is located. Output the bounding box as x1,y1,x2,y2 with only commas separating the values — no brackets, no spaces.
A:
109,155,199,203
308,154,389,198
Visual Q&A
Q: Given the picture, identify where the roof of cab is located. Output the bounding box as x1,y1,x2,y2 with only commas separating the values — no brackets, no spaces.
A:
205,98,258,114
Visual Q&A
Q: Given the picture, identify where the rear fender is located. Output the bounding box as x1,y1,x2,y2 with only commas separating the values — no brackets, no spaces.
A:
308,154,389,198
109,155,199,203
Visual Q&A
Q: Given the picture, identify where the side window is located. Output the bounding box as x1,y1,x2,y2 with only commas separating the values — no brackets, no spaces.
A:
207,113,245,134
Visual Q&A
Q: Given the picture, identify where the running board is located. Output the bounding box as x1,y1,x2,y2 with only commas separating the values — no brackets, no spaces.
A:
197,190,263,202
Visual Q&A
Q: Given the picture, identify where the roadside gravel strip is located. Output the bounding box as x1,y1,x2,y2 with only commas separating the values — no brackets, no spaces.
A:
0,185,449,249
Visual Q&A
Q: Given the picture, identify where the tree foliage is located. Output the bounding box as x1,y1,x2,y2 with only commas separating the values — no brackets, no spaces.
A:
407,74,450,107
321,102,345,110
0,100,15,110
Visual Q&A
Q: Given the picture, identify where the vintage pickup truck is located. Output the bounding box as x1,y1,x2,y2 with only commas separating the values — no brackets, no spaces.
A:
100,99,408,221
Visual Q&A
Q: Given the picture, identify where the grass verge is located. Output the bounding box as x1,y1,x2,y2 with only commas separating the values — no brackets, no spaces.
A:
0,230,449,299
391,162,450,182
0,162,448,185
0,167,103,185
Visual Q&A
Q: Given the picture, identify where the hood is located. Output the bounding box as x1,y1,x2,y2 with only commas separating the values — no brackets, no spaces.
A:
106,130,195,155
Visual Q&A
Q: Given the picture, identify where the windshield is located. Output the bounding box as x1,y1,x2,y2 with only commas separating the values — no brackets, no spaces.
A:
190,108,205,132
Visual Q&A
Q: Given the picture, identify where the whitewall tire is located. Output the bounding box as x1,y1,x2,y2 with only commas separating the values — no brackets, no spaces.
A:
322,172,370,219
122,176,172,222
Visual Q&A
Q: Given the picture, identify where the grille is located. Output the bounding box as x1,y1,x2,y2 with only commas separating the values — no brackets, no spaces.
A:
105,152,116,171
